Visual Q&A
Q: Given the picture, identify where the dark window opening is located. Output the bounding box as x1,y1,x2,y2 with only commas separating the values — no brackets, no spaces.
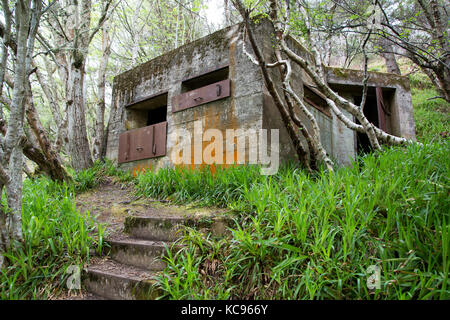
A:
182,66,229,92
303,84,331,117
146,105,167,126
126,92,168,129
172,66,231,113
354,94,379,154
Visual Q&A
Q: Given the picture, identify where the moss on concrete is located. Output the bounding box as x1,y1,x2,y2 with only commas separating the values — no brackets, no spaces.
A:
113,24,239,94
329,67,411,89
110,203,130,217
131,279,162,300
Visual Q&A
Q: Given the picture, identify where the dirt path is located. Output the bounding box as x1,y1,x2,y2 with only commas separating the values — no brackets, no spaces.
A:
74,178,139,240
55,178,230,300
76,178,229,230
74,178,227,240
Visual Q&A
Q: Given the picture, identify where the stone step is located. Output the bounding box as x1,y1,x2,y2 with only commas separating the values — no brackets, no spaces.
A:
64,292,105,300
124,215,230,241
108,237,169,271
83,259,161,300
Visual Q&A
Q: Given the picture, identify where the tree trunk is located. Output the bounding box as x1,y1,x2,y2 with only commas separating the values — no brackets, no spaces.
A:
0,0,11,119
427,0,450,101
66,59,93,171
25,80,70,181
0,0,41,269
52,0,112,171
379,39,401,75
1,1,32,247
35,65,68,153
93,21,111,161
63,0,94,171
232,0,413,174
1,88,71,182
224,0,231,25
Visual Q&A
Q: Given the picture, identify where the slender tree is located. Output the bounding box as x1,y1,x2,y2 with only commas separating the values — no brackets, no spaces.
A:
0,0,46,269
43,0,113,171
93,18,112,161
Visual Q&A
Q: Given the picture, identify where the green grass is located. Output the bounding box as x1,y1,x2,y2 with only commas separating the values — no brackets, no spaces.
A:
0,158,133,299
1,67,448,300
411,87,449,143
136,77,450,300
72,159,134,193
135,141,449,299
0,177,106,299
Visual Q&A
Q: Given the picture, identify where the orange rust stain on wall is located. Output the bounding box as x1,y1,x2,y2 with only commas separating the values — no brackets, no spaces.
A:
132,162,152,176
135,34,245,176
193,99,242,174
179,37,243,175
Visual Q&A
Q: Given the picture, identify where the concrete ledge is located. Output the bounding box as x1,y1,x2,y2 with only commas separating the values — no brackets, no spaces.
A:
83,259,161,300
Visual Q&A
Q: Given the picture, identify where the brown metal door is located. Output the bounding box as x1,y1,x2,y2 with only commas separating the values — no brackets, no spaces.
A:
151,121,167,157
376,87,391,132
172,79,230,113
118,131,131,163
118,121,167,163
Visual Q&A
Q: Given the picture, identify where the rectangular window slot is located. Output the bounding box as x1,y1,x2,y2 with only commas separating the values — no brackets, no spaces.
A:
126,92,168,128
181,66,229,92
303,84,331,117
173,66,231,113
146,105,167,126
118,92,168,163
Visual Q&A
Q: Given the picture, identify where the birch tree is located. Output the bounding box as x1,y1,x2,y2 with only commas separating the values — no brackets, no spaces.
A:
0,0,46,269
232,0,413,171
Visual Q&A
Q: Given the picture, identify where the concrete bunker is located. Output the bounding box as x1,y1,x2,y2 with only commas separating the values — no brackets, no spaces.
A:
106,19,416,174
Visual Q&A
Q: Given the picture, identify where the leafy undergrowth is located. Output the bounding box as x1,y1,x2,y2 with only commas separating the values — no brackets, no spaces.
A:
135,141,449,299
1,73,448,300
72,159,134,193
0,159,133,299
412,87,449,143
0,175,109,300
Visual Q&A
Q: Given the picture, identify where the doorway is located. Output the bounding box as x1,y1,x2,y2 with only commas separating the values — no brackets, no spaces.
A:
354,94,379,154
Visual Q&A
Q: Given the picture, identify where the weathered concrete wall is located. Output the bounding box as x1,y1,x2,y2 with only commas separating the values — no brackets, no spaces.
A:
390,84,416,139
106,22,266,174
331,93,356,165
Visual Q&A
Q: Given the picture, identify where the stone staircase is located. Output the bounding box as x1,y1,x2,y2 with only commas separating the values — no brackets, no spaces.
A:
83,210,229,300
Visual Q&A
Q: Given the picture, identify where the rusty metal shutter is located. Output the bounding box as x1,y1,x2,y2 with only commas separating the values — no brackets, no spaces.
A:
376,87,391,132
118,121,167,163
172,79,231,113
303,84,331,117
